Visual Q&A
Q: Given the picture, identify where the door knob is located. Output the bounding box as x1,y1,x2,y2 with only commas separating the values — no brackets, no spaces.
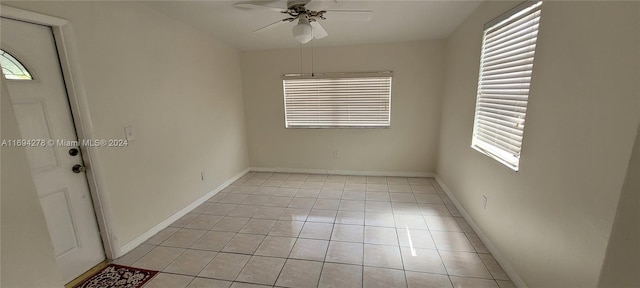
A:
72,164,86,173
69,148,79,156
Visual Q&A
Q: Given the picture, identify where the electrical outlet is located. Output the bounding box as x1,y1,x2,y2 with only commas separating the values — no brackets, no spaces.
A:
333,150,339,159
201,171,206,181
482,195,488,210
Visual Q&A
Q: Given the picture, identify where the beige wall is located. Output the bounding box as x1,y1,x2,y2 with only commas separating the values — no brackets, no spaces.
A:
598,123,640,288
241,40,444,174
437,1,640,287
1,79,63,287
4,1,249,251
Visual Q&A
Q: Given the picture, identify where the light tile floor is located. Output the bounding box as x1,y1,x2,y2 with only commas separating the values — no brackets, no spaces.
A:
115,172,516,288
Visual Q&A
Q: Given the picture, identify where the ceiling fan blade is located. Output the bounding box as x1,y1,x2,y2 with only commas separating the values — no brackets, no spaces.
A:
310,21,328,39
234,1,284,12
306,0,338,11
324,10,373,21
252,19,287,33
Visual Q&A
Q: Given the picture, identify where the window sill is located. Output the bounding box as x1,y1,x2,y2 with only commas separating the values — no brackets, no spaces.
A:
471,144,519,172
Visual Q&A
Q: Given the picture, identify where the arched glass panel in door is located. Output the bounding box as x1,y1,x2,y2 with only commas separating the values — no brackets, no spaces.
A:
0,49,33,80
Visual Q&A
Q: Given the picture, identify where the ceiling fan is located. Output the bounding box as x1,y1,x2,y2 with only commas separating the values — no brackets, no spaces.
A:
234,0,373,44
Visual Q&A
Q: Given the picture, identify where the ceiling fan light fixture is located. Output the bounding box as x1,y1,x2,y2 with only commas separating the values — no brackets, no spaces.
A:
243,0,374,44
292,18,313,44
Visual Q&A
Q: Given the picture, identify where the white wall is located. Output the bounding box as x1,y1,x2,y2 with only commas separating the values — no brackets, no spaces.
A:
4,1,249,252
3,2,638,287
1,78,63,287
598,123,640,288
437,1,639,287
241,40,444,174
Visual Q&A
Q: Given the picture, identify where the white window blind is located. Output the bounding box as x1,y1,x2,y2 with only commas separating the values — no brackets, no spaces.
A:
471,0,542,171
283,72,392,128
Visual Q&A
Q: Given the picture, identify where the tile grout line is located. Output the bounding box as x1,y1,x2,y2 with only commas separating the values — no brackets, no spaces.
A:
315,216,337,287
129,173,512,287
393,211,410,288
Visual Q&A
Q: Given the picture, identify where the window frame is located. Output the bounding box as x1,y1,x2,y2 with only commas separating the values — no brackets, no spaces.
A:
282,71,393,129
471,0,543,171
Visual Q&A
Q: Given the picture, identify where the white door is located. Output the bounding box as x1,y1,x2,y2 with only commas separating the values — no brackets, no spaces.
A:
1,17,105,283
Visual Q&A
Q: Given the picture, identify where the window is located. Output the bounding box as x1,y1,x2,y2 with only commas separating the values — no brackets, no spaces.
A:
471,0,542,171
0,49,33,80
283,72,392,128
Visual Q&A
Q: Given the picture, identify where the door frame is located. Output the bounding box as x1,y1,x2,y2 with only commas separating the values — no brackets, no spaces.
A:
1,5,118,259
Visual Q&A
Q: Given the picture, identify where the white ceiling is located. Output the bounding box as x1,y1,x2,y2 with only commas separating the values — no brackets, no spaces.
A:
146,0,482,51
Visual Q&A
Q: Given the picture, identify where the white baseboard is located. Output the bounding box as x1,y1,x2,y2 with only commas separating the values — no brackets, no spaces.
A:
433,175,527,288
116,168,250,258
249,166,434,178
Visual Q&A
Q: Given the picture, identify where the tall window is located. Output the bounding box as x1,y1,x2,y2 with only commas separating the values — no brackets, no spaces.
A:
283,72,392,128
471,0,542,171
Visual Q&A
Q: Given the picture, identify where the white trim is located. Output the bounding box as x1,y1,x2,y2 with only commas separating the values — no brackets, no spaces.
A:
249,166,434,178
434,175,527,288
0,5,67,26
282,71,394,79
55,21,119,259
0,5,121,259
117,168,250,257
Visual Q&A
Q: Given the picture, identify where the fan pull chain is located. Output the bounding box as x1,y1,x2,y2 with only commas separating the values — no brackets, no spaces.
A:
311,39,314,77
299,42,303,77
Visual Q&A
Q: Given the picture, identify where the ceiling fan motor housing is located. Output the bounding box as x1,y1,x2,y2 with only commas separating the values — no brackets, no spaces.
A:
287,0,311,10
